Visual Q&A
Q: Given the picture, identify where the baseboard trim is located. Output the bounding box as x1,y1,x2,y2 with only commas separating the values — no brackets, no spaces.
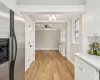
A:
67,57,74,66
35,48,58,50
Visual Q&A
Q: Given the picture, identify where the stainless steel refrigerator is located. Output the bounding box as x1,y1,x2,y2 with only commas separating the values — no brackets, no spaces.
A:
0,2,25,80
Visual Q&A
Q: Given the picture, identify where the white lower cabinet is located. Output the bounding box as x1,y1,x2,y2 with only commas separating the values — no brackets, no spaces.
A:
75,65,91,80
59,45,66,56
75,65,82,80
75,56,99,80
81,70,92,80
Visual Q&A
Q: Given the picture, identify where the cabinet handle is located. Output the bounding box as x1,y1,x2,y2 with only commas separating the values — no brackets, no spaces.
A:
79,67,82,71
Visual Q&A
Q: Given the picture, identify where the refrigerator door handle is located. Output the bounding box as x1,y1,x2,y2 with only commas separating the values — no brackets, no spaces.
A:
13,30,17,62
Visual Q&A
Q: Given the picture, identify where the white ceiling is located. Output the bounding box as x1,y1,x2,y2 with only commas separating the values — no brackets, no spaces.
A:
17,0,85,5
23,12,82,30
24,12,82,20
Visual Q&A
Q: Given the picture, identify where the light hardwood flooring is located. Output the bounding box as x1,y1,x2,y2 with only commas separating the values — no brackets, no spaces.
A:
25,50,74,80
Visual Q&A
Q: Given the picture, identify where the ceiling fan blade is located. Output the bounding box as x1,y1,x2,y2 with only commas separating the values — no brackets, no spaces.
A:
41,25,52,28
47,25,52,28
48,26,52,28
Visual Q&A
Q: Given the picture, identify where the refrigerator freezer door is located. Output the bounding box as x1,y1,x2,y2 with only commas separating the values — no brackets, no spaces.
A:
0,2,10,80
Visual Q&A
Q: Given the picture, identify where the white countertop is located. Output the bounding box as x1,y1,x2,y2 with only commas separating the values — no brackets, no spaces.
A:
74,53,100,70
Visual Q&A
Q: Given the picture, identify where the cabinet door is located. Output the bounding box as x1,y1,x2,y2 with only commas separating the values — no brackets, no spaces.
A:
81,70,92,80
86,0,95,35
75,65,93,80
94,0,100,35
75,65,82,80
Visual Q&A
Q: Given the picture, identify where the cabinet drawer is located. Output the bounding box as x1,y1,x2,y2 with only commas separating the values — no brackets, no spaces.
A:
82,60,96,80
75,56,82,67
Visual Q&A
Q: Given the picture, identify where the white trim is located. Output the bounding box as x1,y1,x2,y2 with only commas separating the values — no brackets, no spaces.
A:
15,5,86,12
72,15,81,45
35,20,68,23
67,57,74,66
72,41,79,45
70,60,74,66
35,48,58,50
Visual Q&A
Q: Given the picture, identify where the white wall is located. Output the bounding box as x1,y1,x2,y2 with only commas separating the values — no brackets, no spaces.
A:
67,21,80,64
35,30,60,50
25,16,35,71
17,0,85,5
67,20,72,61
67,16,82,64
0,0,17,9
60,23,67,43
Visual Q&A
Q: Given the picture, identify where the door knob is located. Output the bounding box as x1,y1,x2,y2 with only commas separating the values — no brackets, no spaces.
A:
30,45,32,47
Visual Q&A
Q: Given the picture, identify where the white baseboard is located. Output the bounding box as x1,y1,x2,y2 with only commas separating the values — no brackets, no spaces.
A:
35,48,58,50
67,57,74,66
70,60,74,66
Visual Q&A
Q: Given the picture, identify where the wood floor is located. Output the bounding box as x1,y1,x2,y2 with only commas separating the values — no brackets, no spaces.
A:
25,50,74,80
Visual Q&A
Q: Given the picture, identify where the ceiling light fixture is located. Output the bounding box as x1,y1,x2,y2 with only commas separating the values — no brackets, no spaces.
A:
49,15,56,20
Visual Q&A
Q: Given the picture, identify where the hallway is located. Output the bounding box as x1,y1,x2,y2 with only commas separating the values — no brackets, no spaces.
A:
25,50,74,80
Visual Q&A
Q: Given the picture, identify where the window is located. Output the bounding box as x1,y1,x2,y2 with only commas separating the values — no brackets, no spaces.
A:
74,19,80,42
72,19,80,44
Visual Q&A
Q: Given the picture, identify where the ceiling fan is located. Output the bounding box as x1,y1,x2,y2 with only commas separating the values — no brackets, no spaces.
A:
42,25,52,28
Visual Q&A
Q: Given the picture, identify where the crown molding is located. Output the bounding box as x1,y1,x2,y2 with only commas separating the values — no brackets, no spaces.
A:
15,5,86,12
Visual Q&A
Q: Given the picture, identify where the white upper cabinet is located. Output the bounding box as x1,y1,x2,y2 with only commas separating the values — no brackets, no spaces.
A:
86,0,95,35
94,0,100,35
86,0,100,36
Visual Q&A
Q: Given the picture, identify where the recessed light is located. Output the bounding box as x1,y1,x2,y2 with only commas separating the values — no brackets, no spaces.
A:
49,15,56,20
